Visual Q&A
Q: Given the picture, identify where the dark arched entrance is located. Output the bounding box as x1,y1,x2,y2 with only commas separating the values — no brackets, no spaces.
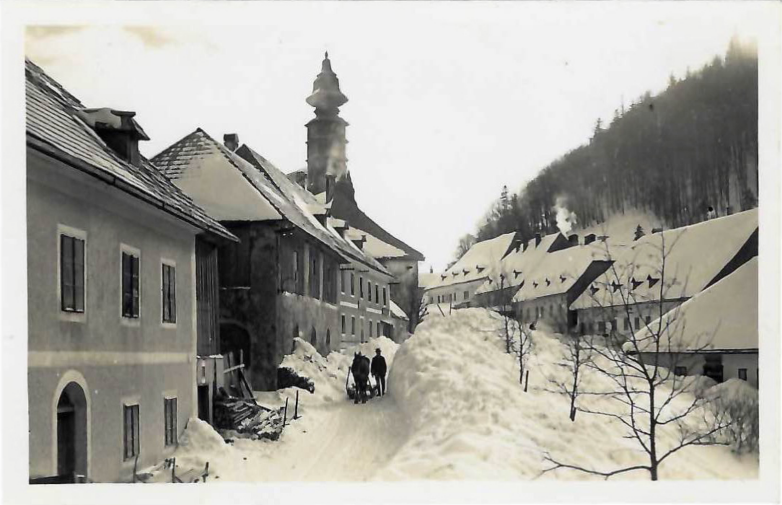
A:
310,327,317,347
220,323,252,369
57,383,87,479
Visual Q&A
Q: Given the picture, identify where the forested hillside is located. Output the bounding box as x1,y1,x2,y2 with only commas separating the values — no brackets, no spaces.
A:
471,37,758,250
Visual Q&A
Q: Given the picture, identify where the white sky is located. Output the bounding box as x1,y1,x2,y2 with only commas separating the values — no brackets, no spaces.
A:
22,2,771,271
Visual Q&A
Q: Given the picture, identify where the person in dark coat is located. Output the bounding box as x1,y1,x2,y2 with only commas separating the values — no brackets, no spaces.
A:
371,348,387,396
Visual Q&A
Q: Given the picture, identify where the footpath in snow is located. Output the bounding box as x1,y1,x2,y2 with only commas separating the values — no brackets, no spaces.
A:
155,308,758,482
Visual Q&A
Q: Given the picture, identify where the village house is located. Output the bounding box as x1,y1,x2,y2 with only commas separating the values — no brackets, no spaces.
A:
152,130,394,390
234,143,399,347
511,238,612,333
570,209,758,341
424,232,518,308
469,232,572,309
26,59,237,483
288,53,425,331
631,257,758,387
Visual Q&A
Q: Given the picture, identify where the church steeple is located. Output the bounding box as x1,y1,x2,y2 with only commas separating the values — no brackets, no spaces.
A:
306,52,349,200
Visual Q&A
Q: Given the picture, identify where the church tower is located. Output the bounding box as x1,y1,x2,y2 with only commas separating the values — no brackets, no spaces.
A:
305,52,349,200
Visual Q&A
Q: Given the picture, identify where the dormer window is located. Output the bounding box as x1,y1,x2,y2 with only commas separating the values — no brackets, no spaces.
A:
610,281,622,293
440,274,447,281
647,275,660,288
452,271,459,277
513,270,522,278
560,275,567,283
545,278,551,286
476,265,485,274
532,281,538,288
589,285,600,295
462,268,470,275
630,278,643,290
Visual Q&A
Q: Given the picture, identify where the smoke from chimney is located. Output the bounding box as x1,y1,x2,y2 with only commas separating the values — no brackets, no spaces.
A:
554,196,578,235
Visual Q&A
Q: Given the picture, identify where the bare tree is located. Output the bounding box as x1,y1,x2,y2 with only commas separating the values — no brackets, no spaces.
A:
545,331,595,421
542,231,736,480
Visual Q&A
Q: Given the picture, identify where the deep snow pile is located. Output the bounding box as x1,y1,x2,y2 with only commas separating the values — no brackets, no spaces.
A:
384,308,758,480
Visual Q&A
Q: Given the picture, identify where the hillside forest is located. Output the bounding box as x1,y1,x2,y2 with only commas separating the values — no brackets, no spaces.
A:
455,37,758,264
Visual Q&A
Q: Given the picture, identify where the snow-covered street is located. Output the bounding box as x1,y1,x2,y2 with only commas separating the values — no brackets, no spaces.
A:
154,309,758,483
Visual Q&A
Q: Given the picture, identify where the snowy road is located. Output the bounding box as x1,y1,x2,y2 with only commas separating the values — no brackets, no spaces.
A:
220,392,410,482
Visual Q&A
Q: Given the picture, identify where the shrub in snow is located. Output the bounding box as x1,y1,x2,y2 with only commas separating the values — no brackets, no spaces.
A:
705,379,759,454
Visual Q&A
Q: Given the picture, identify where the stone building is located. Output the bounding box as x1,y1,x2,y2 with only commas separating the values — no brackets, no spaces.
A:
26,60,236,483
153,130,392,390
290,53,425,331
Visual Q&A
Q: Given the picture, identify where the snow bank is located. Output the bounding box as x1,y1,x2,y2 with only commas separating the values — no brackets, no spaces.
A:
384,308,758,480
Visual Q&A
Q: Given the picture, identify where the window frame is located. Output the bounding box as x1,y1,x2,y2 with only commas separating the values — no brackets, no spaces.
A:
122,400,140,461
738,368,748,381
164,395,178,447
57,225,87,321
161,259,177,327
120,244,142,324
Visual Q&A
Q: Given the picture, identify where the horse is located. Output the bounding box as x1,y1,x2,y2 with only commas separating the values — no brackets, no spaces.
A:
351,352,371,404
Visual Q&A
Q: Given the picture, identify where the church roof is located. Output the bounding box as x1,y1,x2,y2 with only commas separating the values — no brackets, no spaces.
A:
306,52,348,111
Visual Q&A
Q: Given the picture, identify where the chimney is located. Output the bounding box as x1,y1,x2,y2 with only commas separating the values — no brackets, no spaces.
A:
534,233,542,247
314,213,328,227
567,234,579,247
75,108,149,167
584,233,596,245
352,235,366,250
333,221,349,239
223,133,240,152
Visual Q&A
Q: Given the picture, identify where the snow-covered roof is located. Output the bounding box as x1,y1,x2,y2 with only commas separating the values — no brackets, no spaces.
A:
25,59,236,242
418,272,439,289
389,300,409,321
474,233,567,295
428,232,517,290
512,242,610,302
348,227,407,260
632,257,757,353
571,209,758,310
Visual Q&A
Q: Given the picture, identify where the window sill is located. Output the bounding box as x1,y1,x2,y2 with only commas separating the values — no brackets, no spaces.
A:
59,311,86,324
161,322,177,330
121,317,141,328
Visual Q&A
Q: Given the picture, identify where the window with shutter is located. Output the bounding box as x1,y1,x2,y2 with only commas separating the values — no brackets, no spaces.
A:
162,263,176,323
123,404,140,460
164,397,177,446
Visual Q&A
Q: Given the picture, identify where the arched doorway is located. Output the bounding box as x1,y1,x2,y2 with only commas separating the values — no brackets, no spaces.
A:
220,323,252,368
56,383,87,479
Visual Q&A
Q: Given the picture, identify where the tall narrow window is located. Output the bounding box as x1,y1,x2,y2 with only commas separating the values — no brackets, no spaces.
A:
123,404,140,460
60,234,85,313
309,251,320,299
341,315,346,334
350,272,355,296
359,277,364,299
375,284,379,304
292,251,299,292
368,281,372,302
351,317,356,335
164,397,177,446
377,322,381,337
341,270,346,294
382,287,387,306
122,250,140,318
162,263,176,323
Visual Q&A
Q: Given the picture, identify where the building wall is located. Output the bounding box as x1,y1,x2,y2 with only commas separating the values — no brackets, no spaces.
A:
218,223,342,390
576,300,684,337
27,151,197,482
636,352,758,389
516,293,570,333
337,263,393,349
380,258,419,331
424,278,486,308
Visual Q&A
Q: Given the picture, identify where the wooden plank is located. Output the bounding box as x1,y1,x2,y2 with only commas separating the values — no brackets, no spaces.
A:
222,363,245,375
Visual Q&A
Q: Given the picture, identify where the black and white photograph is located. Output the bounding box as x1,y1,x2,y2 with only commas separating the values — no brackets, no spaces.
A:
1,1,780,503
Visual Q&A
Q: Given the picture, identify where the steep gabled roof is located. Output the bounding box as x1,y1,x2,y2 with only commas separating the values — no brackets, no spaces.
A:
428,232,517,290
571,209,758,310
235,145,392,277
25,58,236,242
633,257,757,353
329,182,425,262
512,243,610,302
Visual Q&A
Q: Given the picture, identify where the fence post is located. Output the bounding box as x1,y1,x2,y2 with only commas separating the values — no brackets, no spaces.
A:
283,397,289,427
294,390,300,420
171,457,176,483
524,370,530,392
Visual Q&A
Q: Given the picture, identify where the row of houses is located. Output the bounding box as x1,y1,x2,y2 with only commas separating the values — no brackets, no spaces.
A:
27,54,420,483
424,209,759,388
